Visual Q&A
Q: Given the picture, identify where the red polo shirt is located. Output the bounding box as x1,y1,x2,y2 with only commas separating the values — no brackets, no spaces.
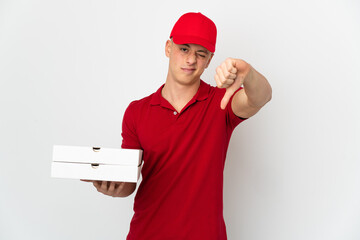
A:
122,80,245,240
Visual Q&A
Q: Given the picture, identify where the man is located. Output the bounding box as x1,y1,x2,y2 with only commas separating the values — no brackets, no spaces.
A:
87,12,271,239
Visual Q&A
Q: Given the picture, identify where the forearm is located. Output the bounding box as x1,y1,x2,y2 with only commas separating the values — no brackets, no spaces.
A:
241,64,272,108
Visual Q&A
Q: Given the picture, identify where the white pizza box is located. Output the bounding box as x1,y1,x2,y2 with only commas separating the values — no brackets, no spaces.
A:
51,145,143,182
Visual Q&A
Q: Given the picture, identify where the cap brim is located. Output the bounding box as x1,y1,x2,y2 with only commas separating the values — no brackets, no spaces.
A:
172,35,215,53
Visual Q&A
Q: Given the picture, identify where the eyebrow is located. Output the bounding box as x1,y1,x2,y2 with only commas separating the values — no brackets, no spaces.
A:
182,44,209,54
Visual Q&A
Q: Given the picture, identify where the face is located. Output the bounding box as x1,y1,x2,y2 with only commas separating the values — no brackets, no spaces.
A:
165,40,214,86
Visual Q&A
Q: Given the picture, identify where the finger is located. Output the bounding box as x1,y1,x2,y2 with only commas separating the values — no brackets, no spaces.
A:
221,61,236,79
216,66,227,85
100,181,108,192
220,62,237,82
93,181,101,189
216,67,234,87
214,74,223,87
225,58,237,74
108,182,116,194
215,74,231,89
221,88,236,110
224,72,237,80
220,75,244,110
114,182,125,196
224,78,235,86
81,179,93,182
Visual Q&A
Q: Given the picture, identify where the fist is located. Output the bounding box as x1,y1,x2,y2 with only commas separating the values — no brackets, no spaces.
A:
214,58,250,109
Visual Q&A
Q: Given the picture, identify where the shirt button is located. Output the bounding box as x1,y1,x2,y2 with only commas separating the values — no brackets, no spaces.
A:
173,111,177,115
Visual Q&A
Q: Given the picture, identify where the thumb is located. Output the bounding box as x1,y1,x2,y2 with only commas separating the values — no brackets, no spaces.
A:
220,87,236,110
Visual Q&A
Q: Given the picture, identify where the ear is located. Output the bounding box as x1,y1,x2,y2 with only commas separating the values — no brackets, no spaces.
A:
165,40,172,58
205,53,214,68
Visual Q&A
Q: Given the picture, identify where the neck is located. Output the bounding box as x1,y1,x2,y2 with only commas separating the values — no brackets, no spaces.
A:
162,78,201,113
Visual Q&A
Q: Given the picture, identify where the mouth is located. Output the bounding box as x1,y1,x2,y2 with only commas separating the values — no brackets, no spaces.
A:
181,68,196,73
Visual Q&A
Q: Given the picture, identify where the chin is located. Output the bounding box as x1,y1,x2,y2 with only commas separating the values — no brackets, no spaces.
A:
178,78,200,86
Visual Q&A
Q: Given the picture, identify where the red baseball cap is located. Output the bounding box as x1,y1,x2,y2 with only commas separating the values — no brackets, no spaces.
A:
170,12,217,53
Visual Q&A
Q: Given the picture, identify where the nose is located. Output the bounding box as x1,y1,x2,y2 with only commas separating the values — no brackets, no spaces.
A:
186,51,197,65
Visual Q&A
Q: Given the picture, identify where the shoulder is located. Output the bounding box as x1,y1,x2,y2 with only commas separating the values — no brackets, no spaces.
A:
203,81,226,103
122,93,154,134
198,80,225,99
125,92,154,112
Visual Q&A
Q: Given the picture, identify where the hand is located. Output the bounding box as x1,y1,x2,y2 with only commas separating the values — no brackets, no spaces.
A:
81,180,127,197
214,58,251,109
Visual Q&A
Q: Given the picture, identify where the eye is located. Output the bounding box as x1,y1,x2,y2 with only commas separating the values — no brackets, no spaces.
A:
180,48,188,52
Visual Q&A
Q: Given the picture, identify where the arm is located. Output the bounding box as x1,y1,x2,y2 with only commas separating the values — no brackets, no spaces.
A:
81,101,141,198
82,180,137,198
215,58,272,118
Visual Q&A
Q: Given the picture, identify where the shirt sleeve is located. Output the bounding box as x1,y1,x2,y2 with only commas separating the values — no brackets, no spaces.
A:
225,87,247,130
121,101,142,149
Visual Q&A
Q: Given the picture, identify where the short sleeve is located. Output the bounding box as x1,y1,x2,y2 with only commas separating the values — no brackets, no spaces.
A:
121,101,142,149
225,87,247,130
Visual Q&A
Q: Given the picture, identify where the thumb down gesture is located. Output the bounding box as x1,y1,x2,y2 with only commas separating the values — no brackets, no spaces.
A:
214,58,251,110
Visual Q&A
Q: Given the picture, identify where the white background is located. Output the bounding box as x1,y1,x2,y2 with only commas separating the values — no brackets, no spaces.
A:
1,0,359,239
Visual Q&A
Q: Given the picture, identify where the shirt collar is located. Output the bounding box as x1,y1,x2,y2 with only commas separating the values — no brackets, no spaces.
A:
150,80,210,106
